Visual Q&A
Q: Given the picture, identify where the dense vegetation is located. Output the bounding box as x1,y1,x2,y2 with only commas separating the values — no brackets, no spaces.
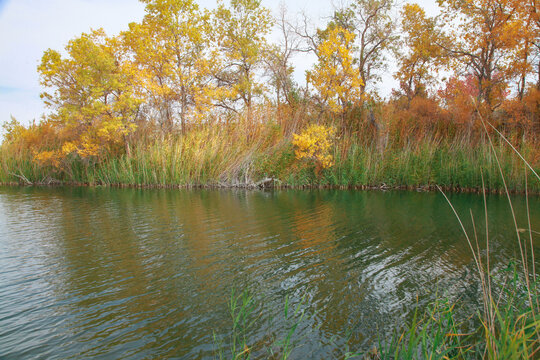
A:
1,0,539,191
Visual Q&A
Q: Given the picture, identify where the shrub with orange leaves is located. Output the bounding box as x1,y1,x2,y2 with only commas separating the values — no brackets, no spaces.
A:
2,118,59,157
498,86,540,143
3,118,56,150
390,95,449,145
438,76,478,126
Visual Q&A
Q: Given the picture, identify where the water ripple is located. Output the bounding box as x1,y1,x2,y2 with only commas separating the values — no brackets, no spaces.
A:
0,187,538,359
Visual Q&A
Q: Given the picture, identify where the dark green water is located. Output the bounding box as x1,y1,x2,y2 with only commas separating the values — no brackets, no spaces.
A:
0,187,538,359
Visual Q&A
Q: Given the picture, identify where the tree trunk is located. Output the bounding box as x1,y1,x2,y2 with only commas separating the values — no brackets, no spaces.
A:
180,86,187,134
537,60,540,90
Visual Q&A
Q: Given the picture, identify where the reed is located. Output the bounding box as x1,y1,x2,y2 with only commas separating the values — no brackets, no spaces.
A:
213,290,308,360
1,117,539,193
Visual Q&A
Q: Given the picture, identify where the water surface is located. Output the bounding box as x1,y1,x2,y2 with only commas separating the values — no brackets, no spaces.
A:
0,187,538,358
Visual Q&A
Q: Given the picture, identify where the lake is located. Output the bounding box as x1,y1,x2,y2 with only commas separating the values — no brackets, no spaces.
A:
0,187,538,359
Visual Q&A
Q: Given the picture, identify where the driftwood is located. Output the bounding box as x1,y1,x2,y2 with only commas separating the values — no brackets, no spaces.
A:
9,172,32,185
7,173,61,186
254,177,277,188
216,177,279,189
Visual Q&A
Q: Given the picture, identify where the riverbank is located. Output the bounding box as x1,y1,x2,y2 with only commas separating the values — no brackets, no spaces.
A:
1,181,538,195
1,130,539,194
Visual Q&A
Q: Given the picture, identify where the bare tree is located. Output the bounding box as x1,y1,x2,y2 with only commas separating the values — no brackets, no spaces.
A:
264,3,302,108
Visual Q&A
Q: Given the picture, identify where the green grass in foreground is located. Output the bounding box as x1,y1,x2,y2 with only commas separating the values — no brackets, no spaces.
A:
216,271,539,359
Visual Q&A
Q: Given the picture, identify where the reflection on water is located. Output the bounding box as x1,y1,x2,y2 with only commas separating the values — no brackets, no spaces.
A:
0,187,538,359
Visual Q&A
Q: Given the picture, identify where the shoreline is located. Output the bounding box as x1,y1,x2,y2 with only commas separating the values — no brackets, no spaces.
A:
1,180,537,195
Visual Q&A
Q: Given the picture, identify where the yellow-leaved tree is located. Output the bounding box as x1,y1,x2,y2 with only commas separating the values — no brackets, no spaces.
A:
38,29,142,165
211,0,274,125
122,0,211,133
332,0,397,95
307,26,364,130
395,3,442,104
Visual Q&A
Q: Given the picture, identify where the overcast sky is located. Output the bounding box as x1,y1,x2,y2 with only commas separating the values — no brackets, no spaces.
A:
0,0,440,127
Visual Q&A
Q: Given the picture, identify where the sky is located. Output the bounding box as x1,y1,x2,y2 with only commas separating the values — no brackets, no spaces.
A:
0,0,440,128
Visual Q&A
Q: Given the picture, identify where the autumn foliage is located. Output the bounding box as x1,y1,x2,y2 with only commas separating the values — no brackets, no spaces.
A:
1,0,539,186
292,124,336,172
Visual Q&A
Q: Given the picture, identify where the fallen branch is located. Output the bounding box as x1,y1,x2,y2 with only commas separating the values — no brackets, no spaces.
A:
255,177,278,188
9,172,32,185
